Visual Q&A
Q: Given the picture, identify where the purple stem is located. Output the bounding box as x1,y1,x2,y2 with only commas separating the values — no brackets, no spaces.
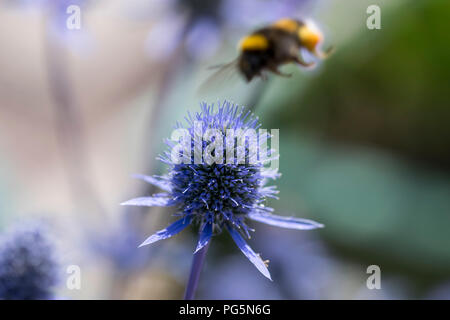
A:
184,241,210,300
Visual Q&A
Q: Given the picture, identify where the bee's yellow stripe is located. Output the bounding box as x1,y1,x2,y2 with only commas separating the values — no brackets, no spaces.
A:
239,34,269,51
272,18,299,33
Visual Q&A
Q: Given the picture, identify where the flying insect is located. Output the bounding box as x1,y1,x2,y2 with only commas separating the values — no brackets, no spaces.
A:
207,18,333,83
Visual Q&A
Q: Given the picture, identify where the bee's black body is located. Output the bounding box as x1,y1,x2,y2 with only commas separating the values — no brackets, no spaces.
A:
239,27,304,81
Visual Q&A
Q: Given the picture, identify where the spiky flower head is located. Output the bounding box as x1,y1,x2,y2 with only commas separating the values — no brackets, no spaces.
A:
122,101,323,280
0,223,58,300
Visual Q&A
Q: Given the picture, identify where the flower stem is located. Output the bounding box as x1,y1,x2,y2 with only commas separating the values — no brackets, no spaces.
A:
184,242,210,300
44,14,105,218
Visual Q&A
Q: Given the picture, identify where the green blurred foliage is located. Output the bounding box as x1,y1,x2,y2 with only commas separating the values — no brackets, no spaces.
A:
275,134,450,281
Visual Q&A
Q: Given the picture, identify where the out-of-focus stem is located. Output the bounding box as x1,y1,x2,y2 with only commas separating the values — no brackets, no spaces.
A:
44,15,105,217
247,78,272,113
123,26,189,226
184,241,210,300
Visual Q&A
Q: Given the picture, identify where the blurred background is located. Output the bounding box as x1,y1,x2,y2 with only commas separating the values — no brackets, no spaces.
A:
0,0,449,299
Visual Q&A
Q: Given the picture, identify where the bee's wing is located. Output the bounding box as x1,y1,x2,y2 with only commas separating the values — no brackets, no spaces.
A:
197,59,242,95
207,61,237,70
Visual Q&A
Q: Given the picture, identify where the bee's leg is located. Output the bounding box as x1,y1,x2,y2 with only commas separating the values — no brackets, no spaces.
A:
268,65,292,77
293,55,315,67
313,46,334,59
259,71,268,81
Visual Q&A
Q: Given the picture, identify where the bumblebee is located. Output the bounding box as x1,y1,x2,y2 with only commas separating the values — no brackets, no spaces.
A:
206,18,332,84
238,18,332,81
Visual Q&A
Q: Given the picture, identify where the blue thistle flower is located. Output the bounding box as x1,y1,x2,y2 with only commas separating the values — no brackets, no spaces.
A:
0,223,58,300
122,101,323,280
